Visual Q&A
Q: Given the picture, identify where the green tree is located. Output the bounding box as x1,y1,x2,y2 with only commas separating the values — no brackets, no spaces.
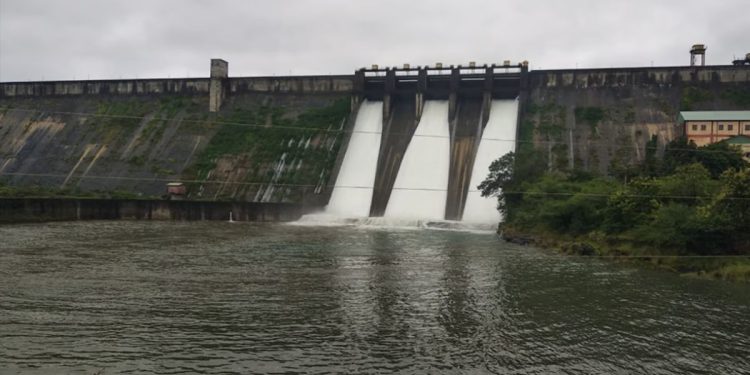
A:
479,149,546,220
653,163,718,206
602,178,659,233
478,152,515,217
662,137,697,174
662,137,746,178
633,203,700,252
706,169,750,249
641,134,661,177
478,152,515,198
631,203,732,255
536,178,616,235
696,142,747,178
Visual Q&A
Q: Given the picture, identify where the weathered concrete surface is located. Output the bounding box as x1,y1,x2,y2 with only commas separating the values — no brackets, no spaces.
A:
229,76,353,94
2,64,748,212
209,59,229,112
369,95,419,216
0,91,348,202
0,75,353,98
0,198,305,223
529,65,750,88
1,79,210,97
445,97,487,220
520,65,750,174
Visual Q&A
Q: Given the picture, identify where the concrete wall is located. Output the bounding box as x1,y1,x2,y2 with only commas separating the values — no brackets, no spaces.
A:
528,65,750,88
229,76,353,94
209,59,229,112
0,83,349,203
0,75,353,98
519,65,750,173
0,198,305,223
2,64,747,207
0,79,210,97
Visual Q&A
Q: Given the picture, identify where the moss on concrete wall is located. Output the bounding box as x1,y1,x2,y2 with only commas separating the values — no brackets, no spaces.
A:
0,91,349,203
520,66,750,176
183,98,350,202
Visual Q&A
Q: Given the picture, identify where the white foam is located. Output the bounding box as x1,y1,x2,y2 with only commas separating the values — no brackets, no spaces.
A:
384,100,450,220
295,99,516,234
325,100,383,217
292,213,497,234
462,99,519,223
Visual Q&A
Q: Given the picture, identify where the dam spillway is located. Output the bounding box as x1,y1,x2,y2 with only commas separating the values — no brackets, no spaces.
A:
445,96,488,221
325,100,383,217
369,96,420,217
462,99,519,222
3,57,749,209
320,63,523,224
384,101,450,220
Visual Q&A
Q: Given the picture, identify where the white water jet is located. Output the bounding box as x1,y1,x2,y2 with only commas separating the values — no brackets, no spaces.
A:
324,100,383,217
384,101,450,220
261,152,288,202
462,99,519,223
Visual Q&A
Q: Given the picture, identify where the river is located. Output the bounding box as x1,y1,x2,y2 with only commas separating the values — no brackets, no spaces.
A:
1,221,748,374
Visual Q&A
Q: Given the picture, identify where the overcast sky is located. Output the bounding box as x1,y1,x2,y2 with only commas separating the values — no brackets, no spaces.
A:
0,0,748,82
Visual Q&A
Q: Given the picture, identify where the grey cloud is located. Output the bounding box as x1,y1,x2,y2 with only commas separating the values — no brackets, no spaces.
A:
1,0,748,81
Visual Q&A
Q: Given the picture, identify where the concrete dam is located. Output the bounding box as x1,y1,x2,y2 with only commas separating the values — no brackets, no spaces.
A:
1,57,749,223
324,64,523,223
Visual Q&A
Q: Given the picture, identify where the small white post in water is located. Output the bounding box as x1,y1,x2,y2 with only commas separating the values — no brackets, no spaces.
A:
228,211,234,223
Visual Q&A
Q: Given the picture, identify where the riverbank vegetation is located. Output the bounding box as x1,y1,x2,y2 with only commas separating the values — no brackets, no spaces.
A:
482,137,750,281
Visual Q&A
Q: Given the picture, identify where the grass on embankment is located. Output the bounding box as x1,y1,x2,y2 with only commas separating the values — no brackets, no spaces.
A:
500,225,750,282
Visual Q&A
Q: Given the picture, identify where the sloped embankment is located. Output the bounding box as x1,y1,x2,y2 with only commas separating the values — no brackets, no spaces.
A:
0,93,349,203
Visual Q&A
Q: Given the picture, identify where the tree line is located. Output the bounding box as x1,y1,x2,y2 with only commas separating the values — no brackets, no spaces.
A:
480,137,750,255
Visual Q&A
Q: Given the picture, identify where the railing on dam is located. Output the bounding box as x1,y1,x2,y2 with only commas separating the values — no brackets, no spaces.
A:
354,63,527,101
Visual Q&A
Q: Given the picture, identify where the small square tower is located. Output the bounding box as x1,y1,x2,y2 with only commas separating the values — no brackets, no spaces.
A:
690,44,707,66
209,59,228,112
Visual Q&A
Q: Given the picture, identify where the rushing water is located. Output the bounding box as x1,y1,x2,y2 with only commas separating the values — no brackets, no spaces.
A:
1,221,749,374
463,99,519,223
385,100,450,220
326,100,383,217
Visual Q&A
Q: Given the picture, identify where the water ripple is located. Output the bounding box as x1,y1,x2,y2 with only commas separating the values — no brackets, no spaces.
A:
0,221,748,374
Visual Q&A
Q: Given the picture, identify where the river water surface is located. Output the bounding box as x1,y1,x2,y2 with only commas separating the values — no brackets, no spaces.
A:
1,221,748,374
